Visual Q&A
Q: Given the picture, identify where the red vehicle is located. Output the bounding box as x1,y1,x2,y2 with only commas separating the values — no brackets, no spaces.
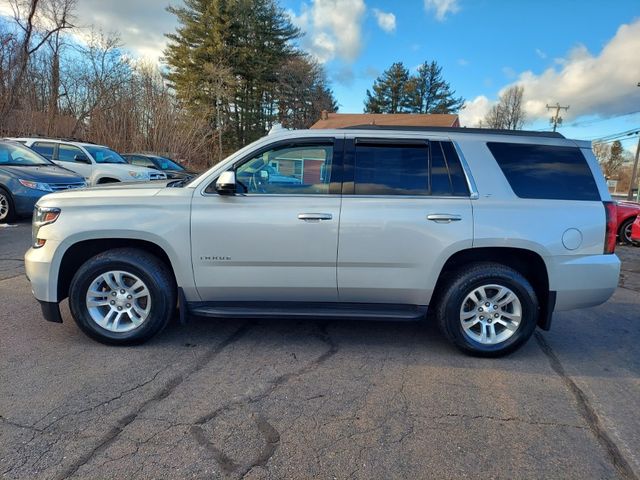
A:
617,200,640,245
631,215,640,243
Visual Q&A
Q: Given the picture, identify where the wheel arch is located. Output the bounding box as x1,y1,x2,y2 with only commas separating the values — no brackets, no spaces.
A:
432,247,552,330
56,237,180,301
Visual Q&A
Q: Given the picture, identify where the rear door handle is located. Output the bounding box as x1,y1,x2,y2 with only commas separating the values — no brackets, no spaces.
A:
427,214,462,223
298,213,333,221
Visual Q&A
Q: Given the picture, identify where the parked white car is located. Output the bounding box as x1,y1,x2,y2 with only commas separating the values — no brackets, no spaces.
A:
24,126,620,356
11,138,166,185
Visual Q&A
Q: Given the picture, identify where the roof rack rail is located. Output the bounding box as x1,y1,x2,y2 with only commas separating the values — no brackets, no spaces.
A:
17,133,97,144
339,125,565,139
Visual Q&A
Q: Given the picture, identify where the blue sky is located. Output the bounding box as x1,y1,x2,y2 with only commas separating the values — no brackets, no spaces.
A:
284,0,640,151
1,0,639,151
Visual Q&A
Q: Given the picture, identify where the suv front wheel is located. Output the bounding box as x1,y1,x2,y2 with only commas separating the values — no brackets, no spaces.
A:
69,248,176,345
436,263,539,357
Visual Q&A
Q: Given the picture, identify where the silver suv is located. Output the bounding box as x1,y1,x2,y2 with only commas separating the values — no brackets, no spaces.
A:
24,126,620,356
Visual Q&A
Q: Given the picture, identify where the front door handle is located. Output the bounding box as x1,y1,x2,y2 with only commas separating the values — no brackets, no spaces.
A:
298,213,333,221
427,214,462,223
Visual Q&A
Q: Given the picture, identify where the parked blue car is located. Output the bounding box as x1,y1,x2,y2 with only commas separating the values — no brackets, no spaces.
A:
0,140,86,222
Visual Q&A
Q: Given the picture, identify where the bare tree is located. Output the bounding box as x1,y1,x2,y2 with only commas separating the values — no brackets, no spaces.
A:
594,140,630,179
0,0,74,128
483,85,526,130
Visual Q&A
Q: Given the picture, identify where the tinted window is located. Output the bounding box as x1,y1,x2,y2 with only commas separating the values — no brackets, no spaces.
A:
32,142,56,160
487,142,600,201
0,142,51,166
354,143,429,195
232,144,334,194
441,142,470,196
58,144,86,162
430,142,452,196
84,146,127,164
129,156,155,167
353,141,470,196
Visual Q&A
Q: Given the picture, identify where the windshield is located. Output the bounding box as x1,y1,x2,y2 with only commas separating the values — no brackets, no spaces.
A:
84,145,127,164
0,142,52,166
152,156,185,171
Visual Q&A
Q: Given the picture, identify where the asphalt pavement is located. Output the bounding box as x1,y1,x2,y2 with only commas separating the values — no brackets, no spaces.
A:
1,219,639,480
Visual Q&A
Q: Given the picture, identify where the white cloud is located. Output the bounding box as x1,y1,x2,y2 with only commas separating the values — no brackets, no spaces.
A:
373,8,396,33
460,19,640,126
289,0,366,63
535,48,547,59
458,58,469,66
423,0,460,21
459,95,491,126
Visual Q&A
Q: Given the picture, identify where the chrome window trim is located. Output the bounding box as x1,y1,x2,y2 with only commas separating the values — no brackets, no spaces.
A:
451,140,479,200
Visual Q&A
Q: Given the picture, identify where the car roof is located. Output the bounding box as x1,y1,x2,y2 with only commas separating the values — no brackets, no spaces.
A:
10,137,107,148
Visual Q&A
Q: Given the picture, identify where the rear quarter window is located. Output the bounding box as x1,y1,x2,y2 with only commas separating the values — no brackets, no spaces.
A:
487,142,600,201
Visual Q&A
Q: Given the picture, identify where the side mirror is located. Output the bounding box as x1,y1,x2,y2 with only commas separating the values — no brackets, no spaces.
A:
74,154,91,164
215,171,236,195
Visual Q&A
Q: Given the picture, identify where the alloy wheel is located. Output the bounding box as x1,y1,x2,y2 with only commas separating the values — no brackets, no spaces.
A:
459,284,522,345
85,270,151,333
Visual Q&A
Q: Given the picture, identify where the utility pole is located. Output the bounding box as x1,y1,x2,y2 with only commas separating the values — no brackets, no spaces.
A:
627,82,640,201
628,134,640,201
546,103,570,132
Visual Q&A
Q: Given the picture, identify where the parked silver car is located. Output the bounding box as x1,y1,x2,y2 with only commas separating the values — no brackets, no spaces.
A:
24,126,620,356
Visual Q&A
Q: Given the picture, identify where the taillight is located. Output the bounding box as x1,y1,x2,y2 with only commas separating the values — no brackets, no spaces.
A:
603,201,617,254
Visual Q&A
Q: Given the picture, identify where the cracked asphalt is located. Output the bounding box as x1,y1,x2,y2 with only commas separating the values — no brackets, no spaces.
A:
1,219,639,479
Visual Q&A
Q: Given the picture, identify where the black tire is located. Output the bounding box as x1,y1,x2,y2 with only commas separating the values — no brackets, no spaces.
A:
0,187,15,223
435,262,539,357
618,217,637,245
68,248,176,345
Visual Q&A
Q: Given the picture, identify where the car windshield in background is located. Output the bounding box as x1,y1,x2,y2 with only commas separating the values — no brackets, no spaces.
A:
0,142,52,166
84,146,127,164
153,156,185,171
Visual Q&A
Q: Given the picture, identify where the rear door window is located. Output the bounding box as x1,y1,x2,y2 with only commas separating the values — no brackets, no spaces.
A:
487,142,600,201
31,142,56,160
351,140,470,196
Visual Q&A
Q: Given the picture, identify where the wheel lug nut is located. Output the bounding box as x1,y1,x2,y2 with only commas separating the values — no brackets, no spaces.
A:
110,300,115,305
485,302,490,307
117,306,122,311
127,295,132,299
487,319,492,324
478,307,483,312
479,316,484,320
120,289,125,294
126,303,131,308
111,292,116,296
493,305,498,309
494,313,499,318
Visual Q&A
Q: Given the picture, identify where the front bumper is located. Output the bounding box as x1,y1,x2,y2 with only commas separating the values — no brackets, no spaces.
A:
24,239,61,303
12,185,47,216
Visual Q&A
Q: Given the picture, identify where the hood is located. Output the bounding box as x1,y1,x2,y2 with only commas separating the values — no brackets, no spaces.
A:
38,181,171,204
122,164,164,176
0,164,84,183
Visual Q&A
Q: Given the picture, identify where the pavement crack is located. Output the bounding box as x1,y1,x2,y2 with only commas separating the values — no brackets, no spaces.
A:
535,331,639,480
190,323,337,476
54,323,253,480
0,415,44,432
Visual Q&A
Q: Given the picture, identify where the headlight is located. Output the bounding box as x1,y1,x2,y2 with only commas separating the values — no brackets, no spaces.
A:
128,171,148,180
32,206,61,248
19,179,53,192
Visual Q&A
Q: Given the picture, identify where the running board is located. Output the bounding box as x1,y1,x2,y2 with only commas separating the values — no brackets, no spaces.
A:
187,302,428,322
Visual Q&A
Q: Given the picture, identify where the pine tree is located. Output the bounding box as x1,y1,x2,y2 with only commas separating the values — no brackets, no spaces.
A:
164,0,304,150
364,62,411,113
364,60,464,114
407,61,464,114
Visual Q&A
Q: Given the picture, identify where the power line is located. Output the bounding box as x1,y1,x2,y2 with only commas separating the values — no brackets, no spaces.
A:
592,127,640,143
568,110,640,128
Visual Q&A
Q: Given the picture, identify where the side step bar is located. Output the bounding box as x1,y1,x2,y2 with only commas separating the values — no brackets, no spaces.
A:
186,301,428,322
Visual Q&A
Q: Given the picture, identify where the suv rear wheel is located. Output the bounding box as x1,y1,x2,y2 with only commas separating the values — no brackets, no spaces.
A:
436,263,538,357
69,248,175,345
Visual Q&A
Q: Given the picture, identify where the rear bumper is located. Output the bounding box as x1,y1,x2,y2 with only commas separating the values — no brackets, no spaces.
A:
548,254,620,311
